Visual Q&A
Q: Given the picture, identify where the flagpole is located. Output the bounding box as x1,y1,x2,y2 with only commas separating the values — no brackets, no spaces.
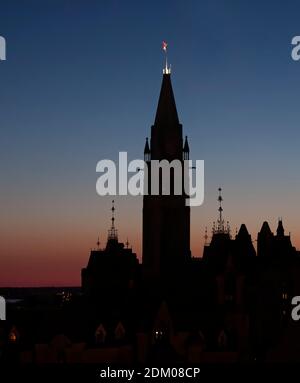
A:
162,41,169,74
165,51,168,73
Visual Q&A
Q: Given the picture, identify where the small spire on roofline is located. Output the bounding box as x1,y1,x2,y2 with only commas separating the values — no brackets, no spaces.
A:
204,227,208,246
212,187,231,236
107,200,118,241
96,236,100,250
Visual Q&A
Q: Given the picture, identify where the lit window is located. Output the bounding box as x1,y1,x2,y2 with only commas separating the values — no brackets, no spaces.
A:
154,329,165,341
8,326,19,343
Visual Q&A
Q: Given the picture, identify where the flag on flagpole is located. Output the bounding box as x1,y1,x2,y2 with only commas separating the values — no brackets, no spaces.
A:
162,41,168,52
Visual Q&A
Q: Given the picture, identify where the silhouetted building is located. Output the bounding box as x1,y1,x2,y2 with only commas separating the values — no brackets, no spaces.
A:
81,201,139,296
203,188,255,274
4,60,300,366
143,66,191,280
257,219,297,260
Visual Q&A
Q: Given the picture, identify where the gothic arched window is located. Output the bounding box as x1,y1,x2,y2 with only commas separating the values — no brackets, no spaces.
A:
95,324,106,345
114,322,126,341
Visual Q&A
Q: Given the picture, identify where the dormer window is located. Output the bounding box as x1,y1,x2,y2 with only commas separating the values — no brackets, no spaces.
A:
95,324,106,345
218,329,228,350
114,322,126,341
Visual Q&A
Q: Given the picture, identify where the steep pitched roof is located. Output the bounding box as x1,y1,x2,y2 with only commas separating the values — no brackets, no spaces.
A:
154,74,179,127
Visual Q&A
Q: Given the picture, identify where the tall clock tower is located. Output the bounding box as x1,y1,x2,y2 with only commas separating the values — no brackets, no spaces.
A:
142,64,191,279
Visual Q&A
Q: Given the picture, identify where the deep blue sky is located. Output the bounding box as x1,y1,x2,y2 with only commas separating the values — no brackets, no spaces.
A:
1,0,300,285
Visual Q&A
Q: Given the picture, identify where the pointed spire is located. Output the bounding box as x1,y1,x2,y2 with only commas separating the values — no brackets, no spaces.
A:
257,221,273,258
212,187,230,236
276,218,285,237
154,73,179,127
144,137,151,162
204,226,208,246
107,200,118,241
217,187,224,232
183,136,190,160
259,221,272,235
96,236,100,250
144,137,150,153
237,223,249,237
183,136,190,152
236,223,256,257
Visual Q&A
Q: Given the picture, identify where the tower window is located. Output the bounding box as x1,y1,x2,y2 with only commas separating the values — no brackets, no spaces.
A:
282,293,288,300
153,321,170,344
154,329,165,341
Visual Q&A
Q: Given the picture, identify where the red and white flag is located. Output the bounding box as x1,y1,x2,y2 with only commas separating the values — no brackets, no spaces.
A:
162,41,168,52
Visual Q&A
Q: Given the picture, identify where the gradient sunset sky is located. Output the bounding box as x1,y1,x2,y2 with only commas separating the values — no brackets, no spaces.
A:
1,0,300,286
